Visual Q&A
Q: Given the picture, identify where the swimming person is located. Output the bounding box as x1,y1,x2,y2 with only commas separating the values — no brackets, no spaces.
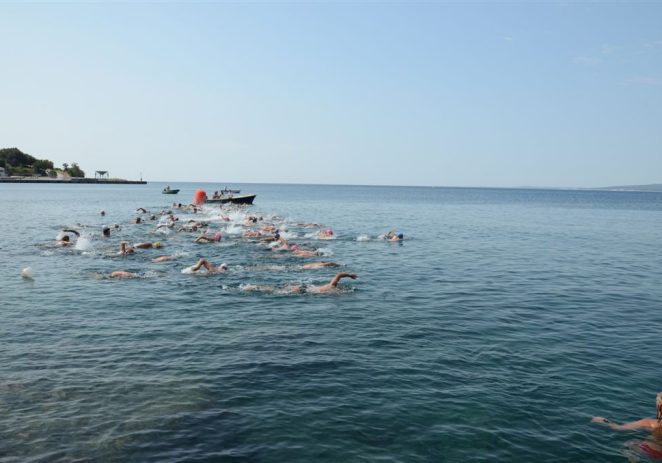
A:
109,271,140,279
152,255,178,263
117,242,134,256
317,228,334,239
194,232,222,243
592,392,662,431
384,230,404,241
243,272,357,294
56,235,71,246
181,259,228,274
292,248,322,257
134,242,162,249
301,262,339,269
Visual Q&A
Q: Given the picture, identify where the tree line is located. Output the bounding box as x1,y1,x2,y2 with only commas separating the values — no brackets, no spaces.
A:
0,147,85,178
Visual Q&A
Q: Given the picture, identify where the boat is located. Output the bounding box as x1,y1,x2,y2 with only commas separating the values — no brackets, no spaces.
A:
162,186,180,194
205,194,256,205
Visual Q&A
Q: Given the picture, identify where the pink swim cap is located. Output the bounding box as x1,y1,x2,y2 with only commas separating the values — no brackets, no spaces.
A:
326,229,333,235
290,244,299,251
214,232,222,241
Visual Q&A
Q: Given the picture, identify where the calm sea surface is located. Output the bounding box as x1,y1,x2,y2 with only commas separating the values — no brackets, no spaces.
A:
1,182,661,462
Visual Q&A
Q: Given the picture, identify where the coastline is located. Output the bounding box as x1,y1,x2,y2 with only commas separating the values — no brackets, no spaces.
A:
0,177,147,184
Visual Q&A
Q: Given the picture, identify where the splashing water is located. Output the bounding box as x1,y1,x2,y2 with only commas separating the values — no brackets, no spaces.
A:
75,235,93,251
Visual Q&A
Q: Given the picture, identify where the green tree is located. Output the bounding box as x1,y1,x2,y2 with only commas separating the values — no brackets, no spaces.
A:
32,159,54,176
67,163,85,178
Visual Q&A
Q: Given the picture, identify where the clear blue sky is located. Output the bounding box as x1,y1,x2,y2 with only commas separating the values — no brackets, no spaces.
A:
1,1,661,187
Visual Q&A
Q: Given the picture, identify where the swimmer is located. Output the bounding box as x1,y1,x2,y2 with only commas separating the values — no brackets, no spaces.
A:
56,235,71,246
117,241,134,256
178,224,199,232
318,228,334,239
384,230,404,241
302,262,340,269
102,226,111,237
243,230,262,238
134,241,162,249
292,248,322,257
136,207,148,213
260,231,280,243
130,217,143,224
194,232,222,243
592,392,662,431
106,271,141,279
155,222,175,230
100,210,106,216
152,255,177,263
243,272,357,294
182,259,228,274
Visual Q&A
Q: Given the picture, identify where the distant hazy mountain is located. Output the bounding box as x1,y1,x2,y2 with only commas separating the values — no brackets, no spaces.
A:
596,184,662,192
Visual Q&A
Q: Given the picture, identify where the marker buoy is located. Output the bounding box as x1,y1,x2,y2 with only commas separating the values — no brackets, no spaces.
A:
193,189,207,205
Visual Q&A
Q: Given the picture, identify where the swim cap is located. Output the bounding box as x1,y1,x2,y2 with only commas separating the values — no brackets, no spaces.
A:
152,242,161,248
220,263,228,270
397,233,404,239
290,244,299,251
214,232,222,241
326,229,333,235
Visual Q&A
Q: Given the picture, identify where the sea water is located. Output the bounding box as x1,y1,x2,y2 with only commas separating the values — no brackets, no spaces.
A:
1,182,661,462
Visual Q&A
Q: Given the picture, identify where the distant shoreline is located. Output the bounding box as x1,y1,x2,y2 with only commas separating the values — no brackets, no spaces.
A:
0,177,146,184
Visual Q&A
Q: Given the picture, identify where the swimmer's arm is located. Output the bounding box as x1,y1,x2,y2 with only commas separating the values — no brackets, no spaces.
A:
330,272,357,287
592,417,658,430
62,229,80,236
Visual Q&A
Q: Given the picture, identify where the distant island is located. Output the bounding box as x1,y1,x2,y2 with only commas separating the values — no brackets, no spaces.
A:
0,147,145,184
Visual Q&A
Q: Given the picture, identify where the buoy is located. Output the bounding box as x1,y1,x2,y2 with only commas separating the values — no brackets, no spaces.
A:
193,189,207,205
21,267,33,279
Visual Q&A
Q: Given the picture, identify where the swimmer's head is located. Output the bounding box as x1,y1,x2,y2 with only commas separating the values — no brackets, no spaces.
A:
62,235,70,242
657,392,662,421
152,242,161,248
397,233,404,239
214,232,222,242
100,210,105,216
326,229,333,236
102,227,110,237
290,244,299,251
220,263,228,271
136,217,142,223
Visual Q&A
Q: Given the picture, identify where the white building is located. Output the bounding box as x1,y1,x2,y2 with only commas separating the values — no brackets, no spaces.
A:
0,167,7,177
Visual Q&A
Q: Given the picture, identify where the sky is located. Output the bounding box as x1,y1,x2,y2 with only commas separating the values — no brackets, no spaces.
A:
1,1,661,188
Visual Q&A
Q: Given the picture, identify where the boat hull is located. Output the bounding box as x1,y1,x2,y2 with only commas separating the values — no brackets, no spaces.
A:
205,194,256,205
162,189,180,194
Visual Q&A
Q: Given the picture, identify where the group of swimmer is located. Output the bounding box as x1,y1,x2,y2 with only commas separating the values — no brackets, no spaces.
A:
53,201,405,294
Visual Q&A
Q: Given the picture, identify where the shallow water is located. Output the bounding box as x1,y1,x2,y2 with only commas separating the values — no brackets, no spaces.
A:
1,182,662,462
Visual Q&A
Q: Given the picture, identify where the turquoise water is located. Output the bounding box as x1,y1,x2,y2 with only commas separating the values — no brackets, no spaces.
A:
1,183,661,462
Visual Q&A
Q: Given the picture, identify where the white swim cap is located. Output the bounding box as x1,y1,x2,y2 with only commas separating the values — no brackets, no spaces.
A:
220,263,228,269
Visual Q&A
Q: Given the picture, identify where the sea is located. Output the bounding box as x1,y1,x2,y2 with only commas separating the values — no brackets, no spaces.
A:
1,182,661,463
